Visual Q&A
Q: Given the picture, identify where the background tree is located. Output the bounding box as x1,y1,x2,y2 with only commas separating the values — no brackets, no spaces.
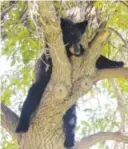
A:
1,1,128,149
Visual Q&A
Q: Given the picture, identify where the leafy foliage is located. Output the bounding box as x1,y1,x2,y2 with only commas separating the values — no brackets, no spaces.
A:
1,129,18,149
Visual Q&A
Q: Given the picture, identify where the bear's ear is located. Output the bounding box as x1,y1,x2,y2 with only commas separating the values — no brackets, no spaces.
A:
60,18,68,27
60,18,65,25
76,20,88,34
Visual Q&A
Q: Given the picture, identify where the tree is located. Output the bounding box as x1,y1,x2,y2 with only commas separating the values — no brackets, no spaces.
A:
1,1,128,149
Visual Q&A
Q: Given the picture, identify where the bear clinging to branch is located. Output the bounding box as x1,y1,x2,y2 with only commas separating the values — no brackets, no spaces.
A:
16,18,88,133
16,18,124,149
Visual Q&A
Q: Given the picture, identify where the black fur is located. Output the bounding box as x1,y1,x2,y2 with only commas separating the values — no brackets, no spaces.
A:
96,55,124,69
61,18,88,57
16,54,52,132
16,18,88,133
63,105,76,148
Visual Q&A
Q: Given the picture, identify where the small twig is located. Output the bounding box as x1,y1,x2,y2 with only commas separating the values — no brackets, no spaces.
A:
111,80,126,132
109,27,127,44
120,1,128,8
108,41,118,49
1,2,17,20
20,6,28,23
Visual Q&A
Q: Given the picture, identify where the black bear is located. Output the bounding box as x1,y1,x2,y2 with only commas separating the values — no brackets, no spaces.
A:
16,18,124,149
16,18,88,133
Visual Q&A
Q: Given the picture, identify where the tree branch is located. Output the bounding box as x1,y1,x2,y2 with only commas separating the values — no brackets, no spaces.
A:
1,103,21,142
97,67,128,80
85,30,110,73
120,1,128,8
1,2,17,20
71,30,110,83
76,132,128,149
69,67,128,108
109,27,127,44
37,1,71,84
68,30,110,102
111,80,126,132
